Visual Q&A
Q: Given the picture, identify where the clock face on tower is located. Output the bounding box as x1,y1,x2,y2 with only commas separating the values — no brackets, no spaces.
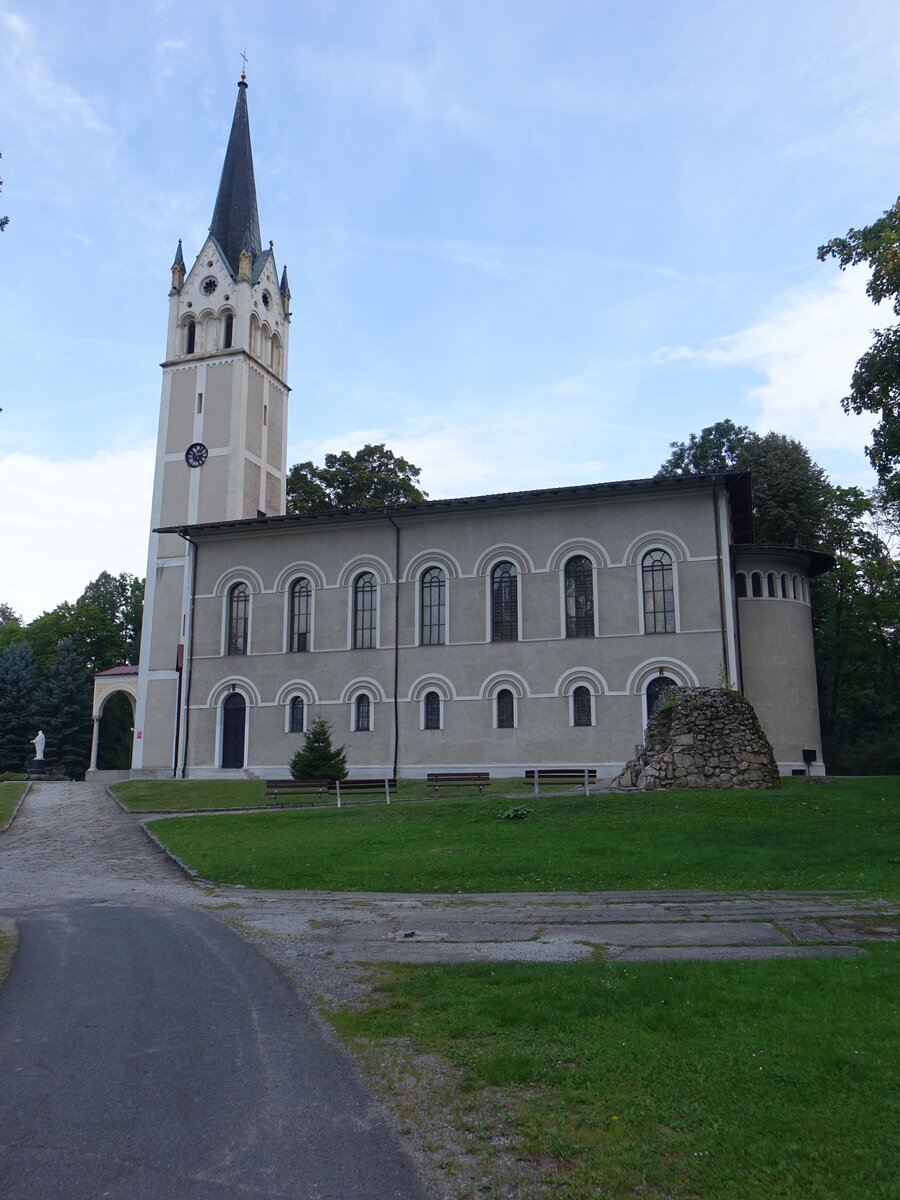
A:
185,442,209,468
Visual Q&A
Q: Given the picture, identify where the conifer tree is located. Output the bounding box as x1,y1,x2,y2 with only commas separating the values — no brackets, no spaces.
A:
0,641,38,772
40,639,93,778
290,716,347,780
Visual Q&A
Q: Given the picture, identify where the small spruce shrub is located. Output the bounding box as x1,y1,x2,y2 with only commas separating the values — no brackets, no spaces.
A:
290,716,347,781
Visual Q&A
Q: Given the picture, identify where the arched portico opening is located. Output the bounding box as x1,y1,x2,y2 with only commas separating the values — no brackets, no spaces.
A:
88,666,138,775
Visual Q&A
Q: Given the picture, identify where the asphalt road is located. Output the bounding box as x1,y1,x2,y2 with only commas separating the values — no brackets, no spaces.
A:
0,902,428,1200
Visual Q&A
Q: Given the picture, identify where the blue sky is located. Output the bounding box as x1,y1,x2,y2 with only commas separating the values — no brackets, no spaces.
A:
2,0,899,621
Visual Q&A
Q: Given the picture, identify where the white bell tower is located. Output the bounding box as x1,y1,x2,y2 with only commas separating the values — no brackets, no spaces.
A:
132,73,291,774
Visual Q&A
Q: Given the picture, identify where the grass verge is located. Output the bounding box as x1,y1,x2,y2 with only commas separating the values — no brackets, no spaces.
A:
114,776,515,812
145,776,899,895
0,781,27,828
332,947,900,1199
113,778,268,811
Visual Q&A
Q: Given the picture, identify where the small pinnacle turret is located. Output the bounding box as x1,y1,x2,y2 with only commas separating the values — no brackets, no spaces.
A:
280,265,291,311
171,239,185,291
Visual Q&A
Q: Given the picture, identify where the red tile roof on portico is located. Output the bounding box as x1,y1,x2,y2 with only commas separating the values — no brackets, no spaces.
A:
94,665,138,677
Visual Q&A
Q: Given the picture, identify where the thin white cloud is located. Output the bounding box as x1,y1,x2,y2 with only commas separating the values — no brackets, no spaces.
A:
0,444,155,622
2,6,108,135
653,269,881,452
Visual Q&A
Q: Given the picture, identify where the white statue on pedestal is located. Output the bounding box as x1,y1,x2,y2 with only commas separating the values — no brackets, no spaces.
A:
32,730,46,761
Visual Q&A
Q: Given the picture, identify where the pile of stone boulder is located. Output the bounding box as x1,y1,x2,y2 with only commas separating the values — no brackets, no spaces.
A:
614,686,780,791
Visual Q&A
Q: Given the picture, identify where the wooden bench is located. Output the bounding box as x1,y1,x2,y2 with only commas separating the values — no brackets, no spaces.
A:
525,768,597,796
426,771,491,798
328,778,396,806
264,778,331,805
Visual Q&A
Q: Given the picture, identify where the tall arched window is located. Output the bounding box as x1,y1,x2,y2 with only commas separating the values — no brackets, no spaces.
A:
491,562,518,642
735,573,747,598
289,578,310,652
221,693,246,768
227,583,249,655
565,555,594,637
355,694,371,731
184,319,196,355
641,550,675,633
421,567,446,645
751,571,763,598
289,696,304,734
573,685,592,726
223,312,234,349
496,688,515,729
353,573,377,648
767,572,777,597
424,690,441,730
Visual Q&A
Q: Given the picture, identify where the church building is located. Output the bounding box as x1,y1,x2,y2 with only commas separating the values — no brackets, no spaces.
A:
126,77,830,781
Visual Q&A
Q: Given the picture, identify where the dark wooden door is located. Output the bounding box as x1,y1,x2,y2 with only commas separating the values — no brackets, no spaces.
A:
222,693,246,768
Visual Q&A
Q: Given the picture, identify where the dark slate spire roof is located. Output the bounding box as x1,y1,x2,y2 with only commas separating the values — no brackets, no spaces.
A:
280,265,290,294
172,238,185,270
209,79,262,278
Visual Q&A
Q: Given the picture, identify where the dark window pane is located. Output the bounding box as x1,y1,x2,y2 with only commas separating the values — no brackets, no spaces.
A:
424,690,441,730
289,578,310,652
497,688,514,729
355,694,370,731
491,562,518,642
642,550,675,633
354,573,377,648
223,313,233,349
565,556,594,637
573,685,592,726
289,696,304,733
185,321,195,354
421,567,446,645
228,584,248,655
751,572,763,598
735,573,747,598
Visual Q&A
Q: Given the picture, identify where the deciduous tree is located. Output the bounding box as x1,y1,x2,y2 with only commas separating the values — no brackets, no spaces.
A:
818,199,900,506
287,444,426,513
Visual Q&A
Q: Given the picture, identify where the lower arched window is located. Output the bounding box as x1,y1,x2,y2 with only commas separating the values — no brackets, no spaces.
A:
227,583,249,655
184,319,196,355
496,689,515,729
421,567,446,645
289,696,304,734
355,694,371,732
751,571,763,598
424,691,441,730
735,573,747,598
646,675,679,720
642,550,675,633
767,572,777,597
573,686,592,727
221,693,246,768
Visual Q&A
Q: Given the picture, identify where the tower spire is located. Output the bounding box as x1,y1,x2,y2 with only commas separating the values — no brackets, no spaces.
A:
209,77,262,278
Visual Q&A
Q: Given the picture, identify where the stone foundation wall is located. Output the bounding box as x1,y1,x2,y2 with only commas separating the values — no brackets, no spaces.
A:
614,687,780,791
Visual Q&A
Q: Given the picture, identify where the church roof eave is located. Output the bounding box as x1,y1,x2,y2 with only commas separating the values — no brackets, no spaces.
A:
156,472,747,539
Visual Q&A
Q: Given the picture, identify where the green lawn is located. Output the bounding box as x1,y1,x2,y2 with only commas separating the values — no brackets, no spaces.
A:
334,947,899,1199
146,776,899,895
0,781,27,828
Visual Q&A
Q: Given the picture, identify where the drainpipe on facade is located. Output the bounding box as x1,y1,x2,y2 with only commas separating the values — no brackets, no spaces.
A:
712,483,730,682
386,514,401,781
